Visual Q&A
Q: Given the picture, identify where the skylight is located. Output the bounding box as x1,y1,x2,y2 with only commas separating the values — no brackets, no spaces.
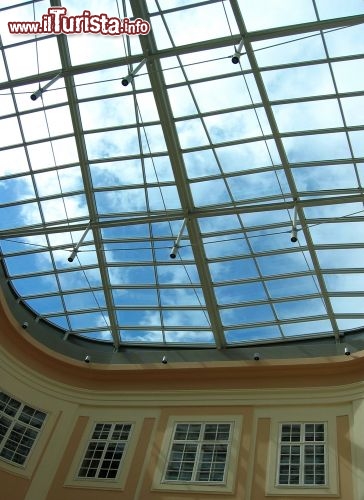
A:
1,0,364,352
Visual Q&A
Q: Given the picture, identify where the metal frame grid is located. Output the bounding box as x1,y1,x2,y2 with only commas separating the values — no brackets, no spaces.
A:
0,0,364,352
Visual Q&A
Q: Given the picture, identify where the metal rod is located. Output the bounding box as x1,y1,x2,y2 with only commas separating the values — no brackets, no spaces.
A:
30,72,62,100
170,218,187,259
68,222,91,262
121,58,147,86
291,205,298,242
232,38,244,64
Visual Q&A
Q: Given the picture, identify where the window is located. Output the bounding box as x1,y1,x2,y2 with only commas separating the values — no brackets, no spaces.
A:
0,391,46,466
277,422,326,487
164,422,232,483
77,422,132,479
265,408,339,496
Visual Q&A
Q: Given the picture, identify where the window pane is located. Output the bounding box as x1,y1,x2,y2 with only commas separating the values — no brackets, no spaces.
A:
78,423,132,480
19,406,46,429
0,392,46,467
0,394,21,417
0,415,11,445
278,422,326,487
174,423,201,441
165,422,232,483
197,443,228,482
1,424,37,465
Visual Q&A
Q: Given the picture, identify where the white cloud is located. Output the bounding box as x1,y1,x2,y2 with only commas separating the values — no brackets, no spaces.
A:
96,188,147,214
1,176,34,203
293,164,358,191
164,330,214,344
324,24,364,58
0,92,15,116
220,304,275,326
162,309,209,327
316,0,364,19
147,185,181,210
69,311,109,330
254,32,325,66
204,108,270,144
90,160,143,186
273,99,343,133
204,235,248,260
284,132,350,163
198,214,241,234
79,95,136,130
281,319,332,336
324,273,364,293
227,170,285,202
5,37,61,80
144,156,174,183
209,259,258,283
39,195,88,223
0,116,22,147
34,166,84,197
274,297,326,320
190,178,231,207
238,0,316,31
63,0,143,65
190,76,256,114
157,264,200,285
176,119,209,149
121,328,163,343
160,287,204,307
262,64,335,101
85,128,140,159
167,86,197,117
135,92,160,122
341,96,364,127
332,59,364,93
317,248,364,268
183,149,220,179
179,46,242,82
159,2,236,46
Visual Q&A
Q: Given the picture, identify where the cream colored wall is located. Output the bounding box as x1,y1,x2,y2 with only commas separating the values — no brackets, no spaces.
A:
0,294,363,499
0,351,361,500
351,399,364,500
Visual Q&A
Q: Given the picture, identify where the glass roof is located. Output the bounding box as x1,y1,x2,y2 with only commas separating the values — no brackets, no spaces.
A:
1,0,364,352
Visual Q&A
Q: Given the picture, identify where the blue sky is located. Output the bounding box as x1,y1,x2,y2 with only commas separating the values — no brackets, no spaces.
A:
0,0,364,346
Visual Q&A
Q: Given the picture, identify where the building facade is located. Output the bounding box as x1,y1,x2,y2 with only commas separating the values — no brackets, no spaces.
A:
1,290,363,500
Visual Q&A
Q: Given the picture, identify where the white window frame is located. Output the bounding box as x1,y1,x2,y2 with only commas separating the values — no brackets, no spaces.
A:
265,408,339,496
65,409,148,491
0,391,47,468
163,421,232,483
276,422,327,487
76,422,133,481
153,414,242,494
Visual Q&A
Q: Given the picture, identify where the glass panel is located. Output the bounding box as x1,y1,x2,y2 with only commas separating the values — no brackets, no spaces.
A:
19,406,46,429
165,443,197,481
165,421,231,483
197,443,227,482
0,416,11,444
279,422,326,486
0,394,21,417
1,0,364,351
79,423,132,479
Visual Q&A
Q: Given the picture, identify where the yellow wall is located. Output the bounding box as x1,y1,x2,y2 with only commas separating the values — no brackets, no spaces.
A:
0,292,362,499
